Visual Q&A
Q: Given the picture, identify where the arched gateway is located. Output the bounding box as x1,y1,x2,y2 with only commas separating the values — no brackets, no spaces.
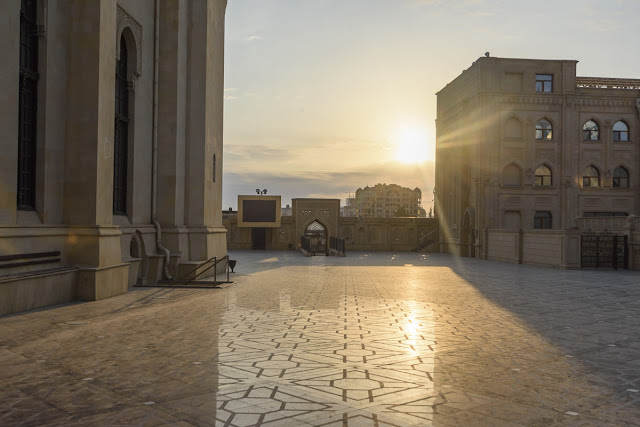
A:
305,220,327,253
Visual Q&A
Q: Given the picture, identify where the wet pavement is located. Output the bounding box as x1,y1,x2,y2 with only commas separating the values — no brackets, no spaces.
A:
1,251,640,426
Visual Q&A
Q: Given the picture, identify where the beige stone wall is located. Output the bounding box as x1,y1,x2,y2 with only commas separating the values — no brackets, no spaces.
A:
0,0,228,315
224,214,438,252
436,56,640,269
488,229,585,269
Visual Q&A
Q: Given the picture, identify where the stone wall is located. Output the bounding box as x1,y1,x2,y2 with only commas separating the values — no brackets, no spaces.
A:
224,215,438,252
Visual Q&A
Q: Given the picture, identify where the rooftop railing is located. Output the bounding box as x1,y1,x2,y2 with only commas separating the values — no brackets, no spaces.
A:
576,77,640,90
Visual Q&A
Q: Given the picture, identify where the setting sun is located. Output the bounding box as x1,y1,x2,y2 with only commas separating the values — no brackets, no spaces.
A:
393,127,433,164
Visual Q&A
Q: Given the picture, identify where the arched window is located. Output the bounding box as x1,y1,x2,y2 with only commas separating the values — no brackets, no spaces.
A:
534,211,552,229
535,119,552,140
113,34,129,215
505,117,522,139
582,120,599,141
613,121,629,142
17,0,39,210
503,164,522,186
583,166,600,188
613,166,629,188
534,165,552,186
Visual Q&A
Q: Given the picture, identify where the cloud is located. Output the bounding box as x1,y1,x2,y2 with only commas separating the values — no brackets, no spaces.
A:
246,35,263,41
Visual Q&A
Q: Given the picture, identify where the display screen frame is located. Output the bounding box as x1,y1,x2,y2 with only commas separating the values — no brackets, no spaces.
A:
237,195,282,228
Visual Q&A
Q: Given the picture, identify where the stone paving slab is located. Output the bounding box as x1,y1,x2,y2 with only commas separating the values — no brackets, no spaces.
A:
1,251,640,425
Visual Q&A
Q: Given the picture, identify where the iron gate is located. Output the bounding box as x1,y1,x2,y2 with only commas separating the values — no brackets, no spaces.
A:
581,234,628,269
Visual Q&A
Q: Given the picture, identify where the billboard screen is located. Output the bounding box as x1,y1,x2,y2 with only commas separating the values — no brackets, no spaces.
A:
237,195,282,228
242,200,276,223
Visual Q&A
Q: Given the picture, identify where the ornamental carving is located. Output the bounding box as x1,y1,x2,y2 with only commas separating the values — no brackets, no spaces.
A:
279,226,290,242
499,96,563,106
116,6,143,77
302,210,313,217
574,99,635,108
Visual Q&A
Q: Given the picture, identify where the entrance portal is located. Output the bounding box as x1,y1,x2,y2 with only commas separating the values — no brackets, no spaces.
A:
252,228,266,250
305,221,327,254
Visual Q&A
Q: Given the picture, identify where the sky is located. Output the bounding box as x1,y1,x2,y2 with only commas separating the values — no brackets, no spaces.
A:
222,0,640,211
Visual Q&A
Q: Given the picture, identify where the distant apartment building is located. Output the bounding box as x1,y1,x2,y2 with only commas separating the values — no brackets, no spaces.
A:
436,55,640,269
355,184,425,218
341,197,358,217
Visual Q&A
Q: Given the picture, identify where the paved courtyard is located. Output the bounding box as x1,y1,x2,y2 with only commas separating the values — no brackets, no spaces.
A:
2,251,640,426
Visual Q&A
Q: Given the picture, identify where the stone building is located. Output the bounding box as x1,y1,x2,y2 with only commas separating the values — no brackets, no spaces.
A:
355,184,425,218
0,0,228,315
436,56,640,269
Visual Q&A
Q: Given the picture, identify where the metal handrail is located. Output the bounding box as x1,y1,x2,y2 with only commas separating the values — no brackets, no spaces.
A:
417,229,437,244
178,254,230,287
178,253,218,282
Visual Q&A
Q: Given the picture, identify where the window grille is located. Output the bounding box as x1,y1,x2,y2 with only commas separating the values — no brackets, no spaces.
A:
113,35,129,215
17,0,39,210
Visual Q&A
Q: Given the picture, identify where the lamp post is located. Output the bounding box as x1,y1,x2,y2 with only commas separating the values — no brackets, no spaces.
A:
255,189,268,198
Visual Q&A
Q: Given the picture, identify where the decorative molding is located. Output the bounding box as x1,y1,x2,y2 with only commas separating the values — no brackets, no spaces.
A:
574,99,635,108
498,96,563,106
116,6,142,77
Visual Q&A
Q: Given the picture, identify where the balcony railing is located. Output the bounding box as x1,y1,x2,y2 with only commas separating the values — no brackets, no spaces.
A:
576,77,640,90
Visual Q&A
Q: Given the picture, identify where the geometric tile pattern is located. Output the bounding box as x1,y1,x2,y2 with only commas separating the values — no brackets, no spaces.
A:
2,251,640,425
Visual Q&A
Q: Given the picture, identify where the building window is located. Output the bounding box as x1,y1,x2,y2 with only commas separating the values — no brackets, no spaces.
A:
582,120,599,141
582,166,600,188
535,119,552,140
534,165,552,186
535,74,553,93
113,34,129,215
17,0,39,210
534,211,552,229
613,166,629,188
613,121,629,142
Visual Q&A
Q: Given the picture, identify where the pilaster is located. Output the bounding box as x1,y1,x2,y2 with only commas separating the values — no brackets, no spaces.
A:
0,1,21,224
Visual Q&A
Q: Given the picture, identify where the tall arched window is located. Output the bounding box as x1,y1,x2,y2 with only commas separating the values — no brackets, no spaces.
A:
534,165,552,186
582,120,599,141
535,119,552,140
113,34,129,215
17,0,39,210
503,164,522,186
583,166,600,188
613,166,629,188
613,121,629,142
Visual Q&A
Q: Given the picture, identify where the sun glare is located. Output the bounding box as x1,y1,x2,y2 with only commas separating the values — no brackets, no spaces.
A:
393,127,432,163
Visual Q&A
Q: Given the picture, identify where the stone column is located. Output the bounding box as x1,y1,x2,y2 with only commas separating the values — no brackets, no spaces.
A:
63,0,128,300
156,0,188,252
183,0,227,263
